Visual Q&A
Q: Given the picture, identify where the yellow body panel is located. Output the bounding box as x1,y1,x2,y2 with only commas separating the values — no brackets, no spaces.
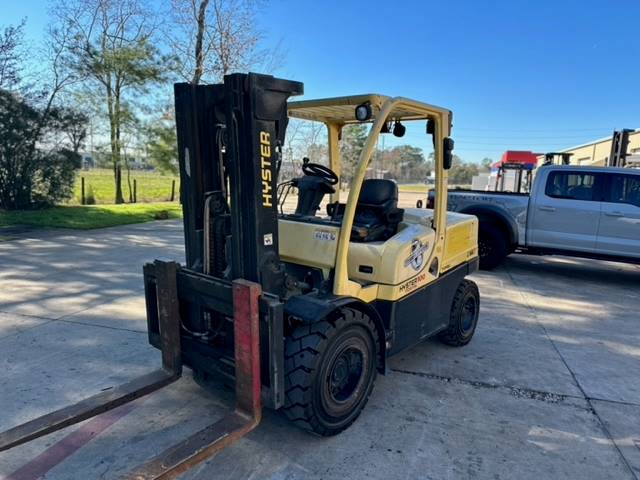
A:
278,219,338,271
277,208,477,303
347,222,436,285
441,212,479,272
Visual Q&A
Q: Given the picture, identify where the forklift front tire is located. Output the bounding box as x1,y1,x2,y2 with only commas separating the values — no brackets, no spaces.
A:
283,308,378,436
438,279,480,347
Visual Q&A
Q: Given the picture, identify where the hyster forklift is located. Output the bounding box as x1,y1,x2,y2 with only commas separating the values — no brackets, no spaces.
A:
0,73,480,478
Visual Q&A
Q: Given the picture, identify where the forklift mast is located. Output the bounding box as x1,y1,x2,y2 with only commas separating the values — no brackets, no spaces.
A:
543,152,573,166
176,73,303,293
608,129,634,167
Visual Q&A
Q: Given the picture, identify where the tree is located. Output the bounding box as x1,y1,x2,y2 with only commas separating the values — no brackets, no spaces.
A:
0,19,25,89
340,124,368,184
53,108,89,157
0,18,82,210
0,90,78,209
481,157,493,172
146,108,179,174
53,0,167,203
169,0,282,84
448,156,480,185
378,145,429,182
280,119,327,180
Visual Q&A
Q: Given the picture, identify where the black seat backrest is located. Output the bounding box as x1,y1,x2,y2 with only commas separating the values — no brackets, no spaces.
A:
325,179,403,242
358,179,398,210
351,179,402,242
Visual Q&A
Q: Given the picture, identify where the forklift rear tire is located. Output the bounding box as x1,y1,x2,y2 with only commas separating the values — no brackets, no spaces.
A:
478,223,507,270
438,279,479,347
283,308,378,436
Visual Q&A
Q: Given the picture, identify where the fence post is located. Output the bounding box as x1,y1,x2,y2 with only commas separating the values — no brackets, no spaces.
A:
133,179,137,203
170,179,176,202
81,177,85,205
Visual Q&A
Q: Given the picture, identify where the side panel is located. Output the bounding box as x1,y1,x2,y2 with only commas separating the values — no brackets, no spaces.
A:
442,214,478,272
278,219,339,270
528,170,603,252
596,173,640,258
375,260,475,356
347,223,436,285
597,202,640,257
447,192,527,245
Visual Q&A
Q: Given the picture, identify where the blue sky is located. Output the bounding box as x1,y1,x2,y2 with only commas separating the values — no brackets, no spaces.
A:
5,0,640,163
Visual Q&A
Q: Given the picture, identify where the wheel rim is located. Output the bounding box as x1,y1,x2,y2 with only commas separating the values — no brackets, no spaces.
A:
328,347,363,402
461,296,477,333
320,333,372,419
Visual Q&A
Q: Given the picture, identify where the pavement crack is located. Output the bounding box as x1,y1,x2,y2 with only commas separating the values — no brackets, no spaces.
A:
58,318,147,334
0,310,57,340
391,367,580,406
588,396,640,409
0,309,55,322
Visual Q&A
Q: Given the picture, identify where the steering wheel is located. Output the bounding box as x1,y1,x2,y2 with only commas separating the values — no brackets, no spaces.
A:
302,162,339,185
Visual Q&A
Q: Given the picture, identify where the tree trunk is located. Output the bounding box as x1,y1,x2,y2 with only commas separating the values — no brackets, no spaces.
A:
107,84,124,204
125,154,133,203
192,0,210,85
114,89,124,204
115,164,123,204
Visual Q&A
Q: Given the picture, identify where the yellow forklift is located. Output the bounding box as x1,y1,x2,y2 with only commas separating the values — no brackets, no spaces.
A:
0,73,480,478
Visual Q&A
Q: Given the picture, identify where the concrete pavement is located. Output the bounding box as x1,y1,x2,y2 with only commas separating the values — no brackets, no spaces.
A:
0,220,638,479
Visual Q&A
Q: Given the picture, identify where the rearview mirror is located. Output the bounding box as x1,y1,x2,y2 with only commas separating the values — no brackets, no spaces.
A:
443,137,454,170
426,119,435,135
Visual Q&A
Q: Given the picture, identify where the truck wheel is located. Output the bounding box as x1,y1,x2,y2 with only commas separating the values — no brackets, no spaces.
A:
283,308,378,436
438,279,480,347
478,223,507,269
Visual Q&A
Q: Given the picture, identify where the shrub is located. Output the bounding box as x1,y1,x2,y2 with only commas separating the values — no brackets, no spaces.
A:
0,89,83,209
153,210,169,220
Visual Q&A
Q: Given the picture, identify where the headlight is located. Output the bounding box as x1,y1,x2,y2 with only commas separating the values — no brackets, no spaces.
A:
355,103,372,122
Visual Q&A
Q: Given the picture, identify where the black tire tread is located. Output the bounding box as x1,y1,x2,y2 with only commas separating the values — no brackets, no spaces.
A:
283,307,379,436
438,279,480,347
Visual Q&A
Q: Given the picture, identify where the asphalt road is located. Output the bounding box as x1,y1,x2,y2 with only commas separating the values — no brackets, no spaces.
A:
0,220,638,480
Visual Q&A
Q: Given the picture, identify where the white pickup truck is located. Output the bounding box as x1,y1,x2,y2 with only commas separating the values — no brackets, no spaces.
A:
432,165,640,269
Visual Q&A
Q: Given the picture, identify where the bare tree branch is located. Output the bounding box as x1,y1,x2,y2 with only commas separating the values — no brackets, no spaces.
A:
168,0,282,85
0,19,26,89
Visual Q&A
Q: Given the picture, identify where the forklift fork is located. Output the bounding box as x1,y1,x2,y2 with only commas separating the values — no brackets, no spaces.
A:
0,261,262,479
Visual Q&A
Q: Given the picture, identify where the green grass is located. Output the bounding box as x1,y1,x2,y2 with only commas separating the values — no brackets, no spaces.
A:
0,203,182,230
72,169,180,204
398,183,428,193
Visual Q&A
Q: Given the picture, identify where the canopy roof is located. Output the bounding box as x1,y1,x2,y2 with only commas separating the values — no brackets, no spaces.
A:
287,94,449,125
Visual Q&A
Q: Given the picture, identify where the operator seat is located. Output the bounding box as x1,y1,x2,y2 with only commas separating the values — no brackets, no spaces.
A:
330,179,404,242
